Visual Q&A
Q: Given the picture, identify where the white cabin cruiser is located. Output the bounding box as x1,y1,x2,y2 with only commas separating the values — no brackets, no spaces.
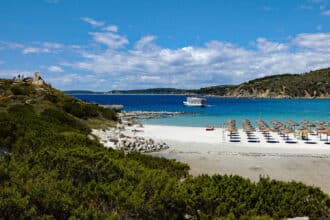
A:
183,96,207,107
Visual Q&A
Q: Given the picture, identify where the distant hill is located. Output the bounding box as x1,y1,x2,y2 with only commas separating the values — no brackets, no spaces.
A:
105,67,330,98
197,85,236,96
223,68,330,98
63,67,329,98
108,88,195,94
64,90,103,94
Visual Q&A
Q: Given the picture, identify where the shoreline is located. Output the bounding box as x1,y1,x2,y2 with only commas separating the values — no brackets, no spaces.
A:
91,110,330,194
70,92,330,99
136,125,330,153
134,124,330,194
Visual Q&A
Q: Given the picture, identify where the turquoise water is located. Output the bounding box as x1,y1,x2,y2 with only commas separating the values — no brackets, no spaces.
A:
73,94,330,127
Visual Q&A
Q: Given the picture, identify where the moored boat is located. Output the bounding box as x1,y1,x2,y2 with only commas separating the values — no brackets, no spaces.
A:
183,96,207,107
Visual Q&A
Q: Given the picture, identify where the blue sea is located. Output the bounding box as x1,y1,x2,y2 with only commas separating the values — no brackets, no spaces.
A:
72,94,330,128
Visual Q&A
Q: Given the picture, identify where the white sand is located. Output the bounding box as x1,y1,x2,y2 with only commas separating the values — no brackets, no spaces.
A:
133,125,330,194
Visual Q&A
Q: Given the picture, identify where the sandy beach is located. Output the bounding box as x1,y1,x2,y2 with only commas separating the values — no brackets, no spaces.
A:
132,125,330,194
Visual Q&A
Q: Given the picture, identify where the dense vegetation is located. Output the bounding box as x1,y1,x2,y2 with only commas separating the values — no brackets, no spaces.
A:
108,88,194,94
0,78,330,219
79,67,330,98
197,85,236,96
227,68,330,98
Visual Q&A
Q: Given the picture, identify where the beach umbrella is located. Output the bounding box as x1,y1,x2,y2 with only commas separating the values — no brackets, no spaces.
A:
306,123,316,133
325,122,330,130
315,120,323,126
227,127,237,137
287,120,299,130
260,127,272,141
319,129,330,142
283,128,294,140
316,127,326,140
301,120,309,124
300,128,313,142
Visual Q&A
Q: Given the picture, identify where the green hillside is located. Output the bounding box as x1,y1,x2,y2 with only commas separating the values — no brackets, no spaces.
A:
108,88,194,94
225,68,330,98
0,77,329,219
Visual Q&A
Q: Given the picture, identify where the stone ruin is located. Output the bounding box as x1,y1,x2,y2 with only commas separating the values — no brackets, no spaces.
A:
14,71,45,87
32,72,45,86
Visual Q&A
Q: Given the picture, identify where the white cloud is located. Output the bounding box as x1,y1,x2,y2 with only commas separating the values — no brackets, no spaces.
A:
1,21,330,90
322,10,330,15
22,47,50,54
8,41,80,55
141,75,161,81
256,38,289,53
81,17,105,27
42,42,64,49
0,69,33,78
48,65,63,72
0,41,24,49
102,25,118,32
89,32,129,48
293,33,330,51
134,35,157,50
66,31,330,89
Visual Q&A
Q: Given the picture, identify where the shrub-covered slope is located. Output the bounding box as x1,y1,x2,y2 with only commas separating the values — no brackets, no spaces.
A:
204,68,330,98
0,78,329,219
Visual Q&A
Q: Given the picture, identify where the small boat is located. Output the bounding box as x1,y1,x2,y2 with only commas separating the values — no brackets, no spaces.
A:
183,96,207,107
205,126,215,131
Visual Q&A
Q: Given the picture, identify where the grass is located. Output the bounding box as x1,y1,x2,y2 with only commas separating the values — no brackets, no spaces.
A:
84,117,117,129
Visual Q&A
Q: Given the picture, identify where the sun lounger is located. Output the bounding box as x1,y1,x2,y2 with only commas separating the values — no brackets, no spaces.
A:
304,141,317,144
228,134,240,137
267,140,279,143
285,140,298,144
230,139,241,142
247,135,257,137
248,139,260,143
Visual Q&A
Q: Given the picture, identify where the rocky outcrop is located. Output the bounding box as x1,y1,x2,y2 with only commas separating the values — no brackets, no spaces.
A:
119,111,191,121
100,104,124,111
226,86,324,98
92,126,169,153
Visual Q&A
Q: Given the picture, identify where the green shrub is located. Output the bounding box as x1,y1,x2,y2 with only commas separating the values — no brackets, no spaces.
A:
41,108,90,133
10,84,35,96
99,107,117,121
63,101,99,119
44,94,58,103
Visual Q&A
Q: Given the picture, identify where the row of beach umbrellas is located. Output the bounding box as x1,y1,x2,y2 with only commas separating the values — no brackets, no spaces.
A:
225,119,330,144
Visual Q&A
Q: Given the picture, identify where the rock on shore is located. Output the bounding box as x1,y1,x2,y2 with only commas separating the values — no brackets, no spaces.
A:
119,110,191,121
91,125,169,153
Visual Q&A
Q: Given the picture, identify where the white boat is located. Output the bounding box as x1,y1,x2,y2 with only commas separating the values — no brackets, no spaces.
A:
183,96,207,107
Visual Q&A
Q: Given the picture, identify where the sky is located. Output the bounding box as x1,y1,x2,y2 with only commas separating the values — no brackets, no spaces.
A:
0,0,330,91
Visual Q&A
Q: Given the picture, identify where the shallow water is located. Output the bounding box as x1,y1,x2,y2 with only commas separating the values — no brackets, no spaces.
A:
72,94,330,127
